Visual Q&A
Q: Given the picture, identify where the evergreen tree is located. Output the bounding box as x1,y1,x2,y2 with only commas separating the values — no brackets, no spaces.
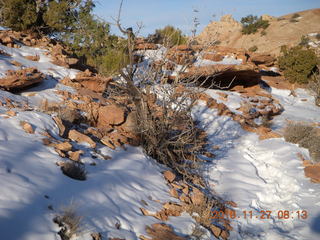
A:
0,0,82,33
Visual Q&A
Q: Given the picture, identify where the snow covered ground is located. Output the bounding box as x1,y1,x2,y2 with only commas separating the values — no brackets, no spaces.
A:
1,42,320,240
192,87,320,240
0,44,197,240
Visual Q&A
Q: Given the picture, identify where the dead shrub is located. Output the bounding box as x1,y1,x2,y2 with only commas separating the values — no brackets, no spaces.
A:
61,161,87,181
284,123,314,144
189,223,207,240
136,88,208,182
186,196,216,229
53,204,83,240
113,2,227,235
284,123,320,163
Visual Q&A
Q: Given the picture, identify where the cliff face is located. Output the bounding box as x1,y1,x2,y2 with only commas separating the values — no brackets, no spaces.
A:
197,9,320,56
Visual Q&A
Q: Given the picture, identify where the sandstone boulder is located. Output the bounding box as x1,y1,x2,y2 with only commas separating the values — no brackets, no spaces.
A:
166,45,195,65
182,64,260,89
249,53,276,66
68,129,96,148
54,142,73,152
304,165,320,183
24,55,40,61
135,43,158,50
97,104,126,127
0,68,43,91
163,170,176,182
202,53,224,61
75,70,113,93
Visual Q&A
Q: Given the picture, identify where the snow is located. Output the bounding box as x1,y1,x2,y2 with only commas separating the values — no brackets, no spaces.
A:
0,43,197,239
194,56,242,67
0,97,196,240
193,87,320,240
0,44,78,79
1,41,320,240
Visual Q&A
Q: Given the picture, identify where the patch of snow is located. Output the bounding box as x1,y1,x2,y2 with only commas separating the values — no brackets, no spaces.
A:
194,56,242,67
136,46,167,62
0,44,79,79
270,88,320,130
308,33,319,37
0,106,195,239
196,87,320,240
205,89,242,114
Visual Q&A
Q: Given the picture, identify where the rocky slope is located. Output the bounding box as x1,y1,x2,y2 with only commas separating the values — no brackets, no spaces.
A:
197,8,320,56
1,29,320,240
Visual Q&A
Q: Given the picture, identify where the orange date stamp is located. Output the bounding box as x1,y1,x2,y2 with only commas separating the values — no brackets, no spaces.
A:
211,210,308,220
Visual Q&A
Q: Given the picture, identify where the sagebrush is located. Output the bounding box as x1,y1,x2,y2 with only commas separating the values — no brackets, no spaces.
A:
284,123,320,163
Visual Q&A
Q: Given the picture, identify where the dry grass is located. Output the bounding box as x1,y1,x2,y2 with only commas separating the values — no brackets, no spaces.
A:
284,123,320,163
189,224,207,240
53,204,83,240
61,161,87,181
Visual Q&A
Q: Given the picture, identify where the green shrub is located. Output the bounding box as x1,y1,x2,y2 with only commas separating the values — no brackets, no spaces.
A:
249,45,258,52
0,0,38,31
278,46,319,84
98,47,129,76
154,25,187,47
241,15,270,34
0,0,85,33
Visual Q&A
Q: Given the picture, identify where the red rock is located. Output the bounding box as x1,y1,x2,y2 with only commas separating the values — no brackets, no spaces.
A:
68,129,96,148
163,202,183,216
24,55,40,61
100,131,128,148
250,53,275,66
119,111,137,134
190,187,204,205
5,110,16,117
304,165,320,183
166,45,195,65
169,188,179,198
220,230,230,240
20,121,34,134
202,53,224,61
75,71,112,93
145,223,186,240
53,116,67,137
97,104,126,127
210,225,222,238
181,64,260,89
54,142,72,152
0,68,43,91
135,43,158,50
163,170,176,182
